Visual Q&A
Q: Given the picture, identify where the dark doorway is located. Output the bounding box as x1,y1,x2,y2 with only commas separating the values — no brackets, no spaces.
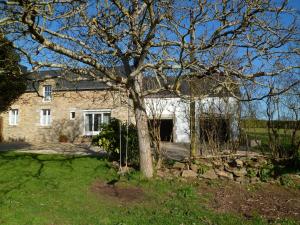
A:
148,119,173,142
199,117,229,143
160,119,173,142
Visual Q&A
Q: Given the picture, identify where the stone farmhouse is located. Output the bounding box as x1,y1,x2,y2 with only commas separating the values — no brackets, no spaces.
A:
0,70,239,144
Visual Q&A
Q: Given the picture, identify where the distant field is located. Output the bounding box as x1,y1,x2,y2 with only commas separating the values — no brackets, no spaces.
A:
242,127,300,151
244,128,299,135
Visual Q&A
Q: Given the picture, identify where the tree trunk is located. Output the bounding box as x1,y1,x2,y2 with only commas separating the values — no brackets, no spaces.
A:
131,73,153,178
189,11,197,158
190,99,196,158
134,102,154,178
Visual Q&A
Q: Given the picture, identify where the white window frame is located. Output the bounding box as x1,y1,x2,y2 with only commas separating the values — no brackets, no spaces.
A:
83,110,111,136
43,85,52,102
9,109,19,125
40,109,51,126
70,111,76,120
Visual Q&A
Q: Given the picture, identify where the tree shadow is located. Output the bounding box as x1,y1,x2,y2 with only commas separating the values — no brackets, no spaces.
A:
0,152,107,201
0,141,32,151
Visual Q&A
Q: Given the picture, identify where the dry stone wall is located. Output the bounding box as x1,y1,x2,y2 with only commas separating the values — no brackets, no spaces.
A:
158,155,271,184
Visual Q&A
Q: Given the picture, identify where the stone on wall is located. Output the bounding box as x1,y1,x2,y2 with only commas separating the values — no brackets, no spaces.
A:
200,169,218,180
233,168,247,177
194,159,213,168
212,160,223,169
156,154,273,183
170,169,181,177
235,159,243,168
224,163,234,173
215,170,234,180
181,170,198,178
190,164,198,173
173,162,186,170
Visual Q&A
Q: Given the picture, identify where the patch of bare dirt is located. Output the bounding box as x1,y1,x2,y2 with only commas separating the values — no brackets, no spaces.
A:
199,181,300,222
90,180,145,203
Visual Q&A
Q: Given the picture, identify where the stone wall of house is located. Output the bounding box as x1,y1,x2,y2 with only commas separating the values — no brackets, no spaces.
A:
0,81,132,143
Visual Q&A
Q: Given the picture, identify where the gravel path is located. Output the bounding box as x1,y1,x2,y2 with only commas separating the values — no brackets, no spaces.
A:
0,142,104,156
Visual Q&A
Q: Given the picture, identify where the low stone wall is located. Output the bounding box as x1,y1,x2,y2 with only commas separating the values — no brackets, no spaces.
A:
197,156,268,183
158,154,271,184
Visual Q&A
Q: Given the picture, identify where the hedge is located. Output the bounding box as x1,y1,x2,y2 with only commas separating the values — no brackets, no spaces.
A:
241,119,300,129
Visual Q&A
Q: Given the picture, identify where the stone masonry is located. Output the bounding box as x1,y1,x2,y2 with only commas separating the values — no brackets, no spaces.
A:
0,79,132,143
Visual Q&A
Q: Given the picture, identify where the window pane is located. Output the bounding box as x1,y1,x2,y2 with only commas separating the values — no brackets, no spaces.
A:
84,111,111,135
15,109,18,124
47,110,51,125
103,113,111,124
42,112,46,125
85,114,93,132
46,115,49,125
44,85,52,100
9,109,18,125
94,114,101,131
41,109,51,125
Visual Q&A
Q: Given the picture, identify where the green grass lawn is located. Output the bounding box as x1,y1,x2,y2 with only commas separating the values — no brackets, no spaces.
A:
0,152,297,225
243,128,300,153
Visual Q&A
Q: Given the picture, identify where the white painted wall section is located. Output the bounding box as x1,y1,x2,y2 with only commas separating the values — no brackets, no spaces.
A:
145,98,190,143
145,97,239,143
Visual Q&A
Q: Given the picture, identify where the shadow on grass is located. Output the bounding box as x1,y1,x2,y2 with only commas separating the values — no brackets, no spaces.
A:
0,152,108,199
0,141,32,151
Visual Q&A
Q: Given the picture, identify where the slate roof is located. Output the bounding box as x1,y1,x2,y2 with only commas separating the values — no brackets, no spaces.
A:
26,69,240,98
26,70,109,92
143,75,240,98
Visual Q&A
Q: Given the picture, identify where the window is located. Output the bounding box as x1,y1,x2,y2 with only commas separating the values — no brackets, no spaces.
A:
40,109,51,126
43,85,52,101
70,111,75,120
9,109,19,125
84,111,111,135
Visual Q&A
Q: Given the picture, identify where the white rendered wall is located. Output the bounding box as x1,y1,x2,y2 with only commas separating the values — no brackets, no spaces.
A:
145,97,239,143
145,98,190,143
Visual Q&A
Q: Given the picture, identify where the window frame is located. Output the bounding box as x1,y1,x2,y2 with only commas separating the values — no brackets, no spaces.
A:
9,109,19,126
70,111,76,120
83,110,111,136
43,85,52,102
40,109,51,126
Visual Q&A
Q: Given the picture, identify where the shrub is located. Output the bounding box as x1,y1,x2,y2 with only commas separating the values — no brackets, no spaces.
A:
92,118,139,166
279,174,296,188
259,163,275,182
246,168,258,178
197,164,210,175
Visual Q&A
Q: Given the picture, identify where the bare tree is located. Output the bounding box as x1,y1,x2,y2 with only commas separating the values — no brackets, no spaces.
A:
1,0,299,177
146,97,168,169
265,80,300,158
283,87,300,157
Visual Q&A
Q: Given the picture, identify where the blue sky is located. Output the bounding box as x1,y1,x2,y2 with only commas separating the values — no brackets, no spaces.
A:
9,0,299,120
14,0,299,72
